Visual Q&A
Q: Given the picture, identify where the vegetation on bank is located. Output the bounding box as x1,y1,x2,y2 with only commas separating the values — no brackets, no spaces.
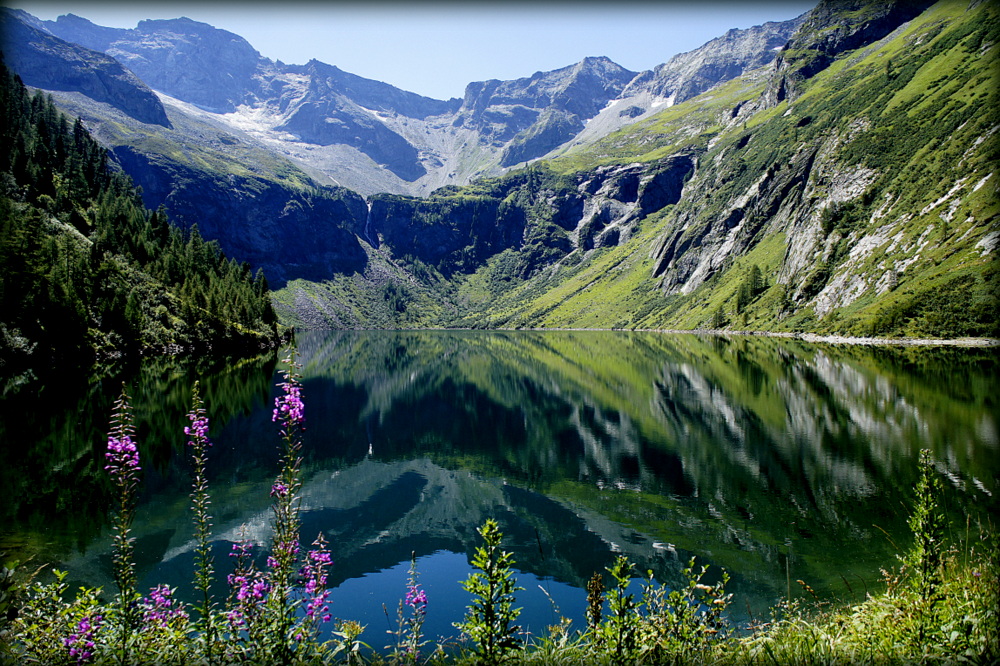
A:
1,353,995,664
0,59,281,373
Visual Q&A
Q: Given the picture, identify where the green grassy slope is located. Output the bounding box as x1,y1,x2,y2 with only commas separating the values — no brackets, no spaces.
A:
452,0,998,337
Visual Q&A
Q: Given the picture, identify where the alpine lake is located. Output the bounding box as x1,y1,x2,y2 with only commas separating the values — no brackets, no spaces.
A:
2,330,997,649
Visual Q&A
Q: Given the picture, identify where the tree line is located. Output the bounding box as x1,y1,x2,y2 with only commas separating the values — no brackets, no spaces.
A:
0,58,280,371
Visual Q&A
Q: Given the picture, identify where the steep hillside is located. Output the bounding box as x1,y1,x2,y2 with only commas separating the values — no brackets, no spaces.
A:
275,0,996,338
0,62,280,373
0,8,169,126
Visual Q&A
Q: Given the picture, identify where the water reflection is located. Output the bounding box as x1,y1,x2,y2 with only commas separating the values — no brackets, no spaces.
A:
1,331,997,638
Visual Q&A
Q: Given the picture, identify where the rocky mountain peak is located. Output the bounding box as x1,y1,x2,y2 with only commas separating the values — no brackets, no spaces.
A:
621,15,805,105
455,55,637,155
43,13,267,112
45,13,128,52
0,8,170,126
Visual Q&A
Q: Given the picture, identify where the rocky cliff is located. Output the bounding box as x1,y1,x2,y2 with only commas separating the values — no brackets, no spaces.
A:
32,9,803,196
112,144,368,286
361,154,694,281
625,17,805,105
0,8,169,126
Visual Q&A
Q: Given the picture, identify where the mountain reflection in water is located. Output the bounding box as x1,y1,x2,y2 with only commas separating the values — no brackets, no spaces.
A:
1,331,996,640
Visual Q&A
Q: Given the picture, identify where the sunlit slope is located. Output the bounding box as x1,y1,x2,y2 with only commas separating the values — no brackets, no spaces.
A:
462,0,998,336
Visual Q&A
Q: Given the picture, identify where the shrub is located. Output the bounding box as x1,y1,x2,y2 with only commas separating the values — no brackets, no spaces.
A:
454,519,524,665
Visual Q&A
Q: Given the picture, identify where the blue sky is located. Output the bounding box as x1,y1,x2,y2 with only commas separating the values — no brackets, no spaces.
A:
11,1,816,100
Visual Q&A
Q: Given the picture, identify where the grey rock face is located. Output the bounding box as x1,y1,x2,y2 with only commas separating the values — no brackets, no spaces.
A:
112,144,368,287
624,17,805,105
366,156,696,278
28,8,807,196
0,9,170,126
45,15,267,112
39,13,128,52
457,56,637,157
274,60,460,181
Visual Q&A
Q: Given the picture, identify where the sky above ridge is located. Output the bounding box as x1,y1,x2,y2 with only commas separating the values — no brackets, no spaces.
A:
11,1,816,100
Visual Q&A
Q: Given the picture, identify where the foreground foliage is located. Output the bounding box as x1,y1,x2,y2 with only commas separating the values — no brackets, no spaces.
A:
0,59,280,372
1,355,996,664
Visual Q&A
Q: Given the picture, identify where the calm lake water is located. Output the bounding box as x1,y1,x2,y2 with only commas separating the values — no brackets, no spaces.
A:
2,330,998,648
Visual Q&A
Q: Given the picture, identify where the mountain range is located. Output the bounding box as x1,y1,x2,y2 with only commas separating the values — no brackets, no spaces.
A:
1,0,997,339
4,8,804,195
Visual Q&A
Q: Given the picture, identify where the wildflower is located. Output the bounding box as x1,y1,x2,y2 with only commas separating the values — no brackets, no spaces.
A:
270,482,288,498
141,584,188,627
105,386,140,656
64,613,102,664
405,585,427,609
229,539,253,559
229,572,270,602
186,381,215,660
184,412,210,445
226,608,244,629
273,381,305,426
104,434,141,477
300,534,333,625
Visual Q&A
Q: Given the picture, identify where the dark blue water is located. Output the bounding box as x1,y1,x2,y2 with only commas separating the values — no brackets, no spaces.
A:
2,330,997,650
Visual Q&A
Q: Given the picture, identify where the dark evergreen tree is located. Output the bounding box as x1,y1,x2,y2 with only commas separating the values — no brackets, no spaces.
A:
0,58,281,370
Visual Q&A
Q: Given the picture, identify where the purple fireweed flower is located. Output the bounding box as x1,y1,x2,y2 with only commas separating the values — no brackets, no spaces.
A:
229,540,253,558
299,535,333,624
104,435,141,477
185,412,210,447
229,572,270,602
141,585,188,627
309,550,333,566
405,585,427,609
64,613,102,664
273,381,305,426
270,482,288,498
226,608,244,630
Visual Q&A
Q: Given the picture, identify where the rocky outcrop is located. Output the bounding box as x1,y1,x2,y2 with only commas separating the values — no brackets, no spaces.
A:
366,155,695,277
623,16,805,105
765,0,936,104
576,156,695,250
0,9,169,126
653,146,818,293
112,145,368,287
500,108,583,167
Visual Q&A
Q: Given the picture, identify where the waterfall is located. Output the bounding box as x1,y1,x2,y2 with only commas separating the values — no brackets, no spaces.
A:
364,199,374,245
